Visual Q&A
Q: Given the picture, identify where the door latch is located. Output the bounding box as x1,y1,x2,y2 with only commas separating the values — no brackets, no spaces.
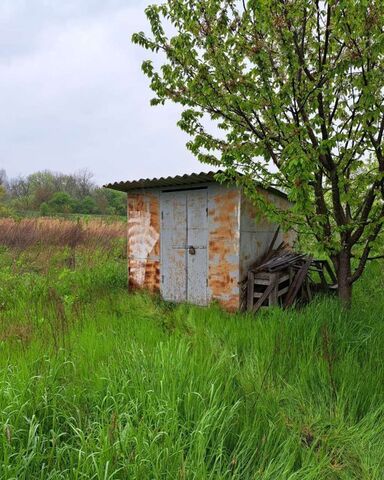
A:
188,246,196,255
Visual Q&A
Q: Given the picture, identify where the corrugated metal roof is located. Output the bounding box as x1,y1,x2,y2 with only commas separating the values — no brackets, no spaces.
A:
104,171,221,191
104,170,287,199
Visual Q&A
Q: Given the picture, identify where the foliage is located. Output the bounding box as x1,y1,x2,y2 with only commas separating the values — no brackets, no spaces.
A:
45,192,75,214
0,236,383,478
77,195,97,214
0,185,13,218
1,169,126,217
132,0,384,303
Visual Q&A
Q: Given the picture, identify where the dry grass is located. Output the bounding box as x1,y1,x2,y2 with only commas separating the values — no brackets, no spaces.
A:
0,217,126,249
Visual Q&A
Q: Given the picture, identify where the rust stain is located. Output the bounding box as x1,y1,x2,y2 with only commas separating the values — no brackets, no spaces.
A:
148,193,160,256
129,260,160,292
220,295,240,312
128,259,146,289
128,194,160,257
144,260,160,292
128,212,158,255
127,193,160,292
208,189,240,311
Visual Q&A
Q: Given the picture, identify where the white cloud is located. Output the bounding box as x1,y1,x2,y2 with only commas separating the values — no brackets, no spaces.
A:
0,0,207,185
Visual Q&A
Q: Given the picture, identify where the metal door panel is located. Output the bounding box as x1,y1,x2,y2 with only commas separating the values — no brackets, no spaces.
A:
161,189,208,305
187,190,208,305
161,191,187,302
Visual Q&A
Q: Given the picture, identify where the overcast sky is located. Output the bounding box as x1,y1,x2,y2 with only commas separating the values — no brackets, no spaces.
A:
0,0,208,185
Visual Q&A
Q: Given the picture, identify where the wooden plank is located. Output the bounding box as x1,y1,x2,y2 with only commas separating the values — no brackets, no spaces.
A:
289,266,294,285
266,226,280,256
254,278,273,286
253,279,277,313
247,271,255,311
269,273,279,306
277,274,290,284
277,286,289,296
284,257,313,308
239,282,247,311
254,271,275,280
251,240,285,272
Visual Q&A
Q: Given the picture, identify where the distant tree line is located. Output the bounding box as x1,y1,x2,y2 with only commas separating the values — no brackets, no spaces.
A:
0,169,126,217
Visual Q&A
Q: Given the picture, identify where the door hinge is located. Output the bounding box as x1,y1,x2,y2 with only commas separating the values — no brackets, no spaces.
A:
206,278,208,287
161,275,164,283
206,207,208,216
161,211,164,220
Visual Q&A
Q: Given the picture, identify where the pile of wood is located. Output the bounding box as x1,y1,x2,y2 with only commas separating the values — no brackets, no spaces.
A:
243,228,336,313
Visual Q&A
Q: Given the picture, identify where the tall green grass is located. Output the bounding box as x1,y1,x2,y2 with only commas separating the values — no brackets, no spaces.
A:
0,245,383,479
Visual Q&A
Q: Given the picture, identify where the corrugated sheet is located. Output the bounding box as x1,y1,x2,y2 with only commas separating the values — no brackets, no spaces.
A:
105,171,220,192
104,170,287,199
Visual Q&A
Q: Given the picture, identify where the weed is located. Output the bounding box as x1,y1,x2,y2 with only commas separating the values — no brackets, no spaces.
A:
0,235,383,478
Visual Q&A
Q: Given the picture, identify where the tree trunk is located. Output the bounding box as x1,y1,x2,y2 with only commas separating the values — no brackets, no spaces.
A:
336,251,352,309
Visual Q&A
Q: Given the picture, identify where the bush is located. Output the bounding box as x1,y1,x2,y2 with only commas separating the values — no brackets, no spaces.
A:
40,201,50,216
47,192,75,214
77,195,97,214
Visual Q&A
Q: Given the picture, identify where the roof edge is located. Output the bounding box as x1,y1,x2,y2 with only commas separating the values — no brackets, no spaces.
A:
104,170,288,200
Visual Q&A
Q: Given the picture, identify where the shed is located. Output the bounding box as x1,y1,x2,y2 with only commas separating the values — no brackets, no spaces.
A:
105,171,294,311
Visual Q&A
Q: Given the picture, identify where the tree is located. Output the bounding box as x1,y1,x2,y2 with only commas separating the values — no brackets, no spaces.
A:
93,188,110,215
0,171,9,215
77,195,97,214
8,176,30,200
104,189,127,216
0,169,7,187
74,169,95,199
40,202,50,217
133,0,384,307
97,188,127,216
0,185,7,216
47,192,75,214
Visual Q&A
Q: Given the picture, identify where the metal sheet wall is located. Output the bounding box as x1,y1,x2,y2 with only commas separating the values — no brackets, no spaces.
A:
127,191,160,292
239,190,295,282
207,184,241,311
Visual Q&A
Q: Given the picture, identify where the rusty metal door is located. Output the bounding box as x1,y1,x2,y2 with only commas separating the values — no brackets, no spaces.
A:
161,189,208,305
186,189,208,305
161,190,188,302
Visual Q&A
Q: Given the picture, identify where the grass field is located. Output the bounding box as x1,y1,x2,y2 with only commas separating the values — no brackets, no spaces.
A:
0,218,383,479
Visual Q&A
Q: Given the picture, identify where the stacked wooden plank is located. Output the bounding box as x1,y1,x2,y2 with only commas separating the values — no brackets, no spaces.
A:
245,228,335,313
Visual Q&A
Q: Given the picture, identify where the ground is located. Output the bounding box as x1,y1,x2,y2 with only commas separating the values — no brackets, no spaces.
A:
0,217,383,479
